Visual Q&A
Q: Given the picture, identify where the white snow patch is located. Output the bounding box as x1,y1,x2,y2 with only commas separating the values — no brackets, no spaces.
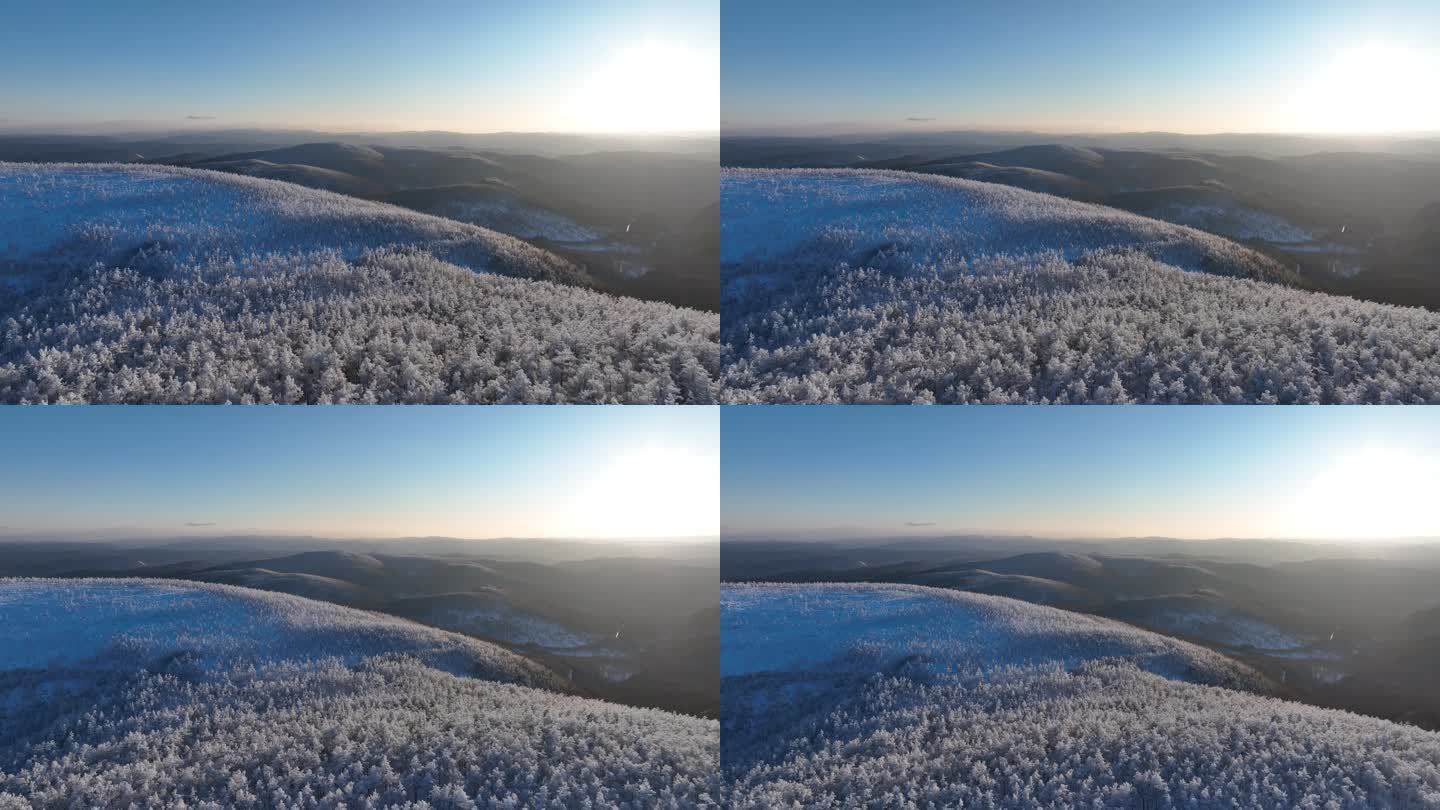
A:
431,605,591,650
1146,608,1306,651
1151,203,1314,244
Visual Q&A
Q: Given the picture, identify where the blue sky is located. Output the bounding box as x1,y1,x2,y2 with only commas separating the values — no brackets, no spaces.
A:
723,407,1440,541
723,0,1440,134
0,407,718,540
0,0,717,133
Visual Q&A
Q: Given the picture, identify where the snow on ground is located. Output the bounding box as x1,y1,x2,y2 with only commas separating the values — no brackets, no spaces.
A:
1149,202,1314,244
1280,242,1363,255
430,604,592,650
1146,607,1306,651
0,162,579,285
1271,647,1345,661
721,168,1440,404
722,582,1440,808
0,578,557,686
432,194,602,244
721,169,1289,284
0,578,719,808
721,583,1262,688
0,163,719,404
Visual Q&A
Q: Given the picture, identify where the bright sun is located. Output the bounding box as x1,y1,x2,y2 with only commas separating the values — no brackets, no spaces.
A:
1284,445,1440,540
573,40,719,133
1287,42,1439,134
567,444,719,539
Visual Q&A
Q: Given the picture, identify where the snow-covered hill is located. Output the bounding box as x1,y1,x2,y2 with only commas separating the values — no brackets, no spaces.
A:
722,583,1440,808
0,579,719,808
0,163,719,403
0,578,559,684
721,583,1266,689
721,168,1440,403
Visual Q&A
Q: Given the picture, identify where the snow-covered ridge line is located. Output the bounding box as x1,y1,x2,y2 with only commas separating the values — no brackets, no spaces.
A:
2,160,532,243
0,576,562,689
721,582,1268,690
0,160,585,286
721,167,1293,283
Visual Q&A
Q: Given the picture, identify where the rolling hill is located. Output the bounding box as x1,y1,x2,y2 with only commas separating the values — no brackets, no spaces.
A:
721,582,1440,808
854,144,1440,310
733,542,1440,733
167,142,722,311
0,578,719,808
721,168,1440,403
27,546,722,718
0,162,719,403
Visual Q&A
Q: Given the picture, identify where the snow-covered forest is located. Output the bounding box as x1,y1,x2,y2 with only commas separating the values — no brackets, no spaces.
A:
721,169,1440,403
0,163,719,403
0,579,720,808
721,583,1440,808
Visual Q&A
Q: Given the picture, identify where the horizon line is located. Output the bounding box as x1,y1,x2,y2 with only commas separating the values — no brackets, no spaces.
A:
720,531,1440,545
720,125,1440,140
0,123,721,138
0,532,721,545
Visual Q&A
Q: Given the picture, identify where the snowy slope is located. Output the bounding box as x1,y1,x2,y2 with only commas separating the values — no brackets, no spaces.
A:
722,168,1290,284
0,578,561,688
1107,594,1306,652
392,592,595,651
721,168,1440,403
1148,201,1315,244
392,185,604,244
722,583,1440,808
0,578,719,808
0,163,719,404
721,583,1264,688
0,162,582,286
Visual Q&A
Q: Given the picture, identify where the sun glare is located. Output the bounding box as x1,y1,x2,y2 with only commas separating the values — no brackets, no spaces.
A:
573,41,719,133
1286,42,1439,134
568,444,719,539
1283,445,1440,540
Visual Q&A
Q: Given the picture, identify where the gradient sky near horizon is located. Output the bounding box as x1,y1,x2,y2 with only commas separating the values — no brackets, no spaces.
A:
0,0,717,134
723,407,1440,542
0,407,718,541
723,0,1440,135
